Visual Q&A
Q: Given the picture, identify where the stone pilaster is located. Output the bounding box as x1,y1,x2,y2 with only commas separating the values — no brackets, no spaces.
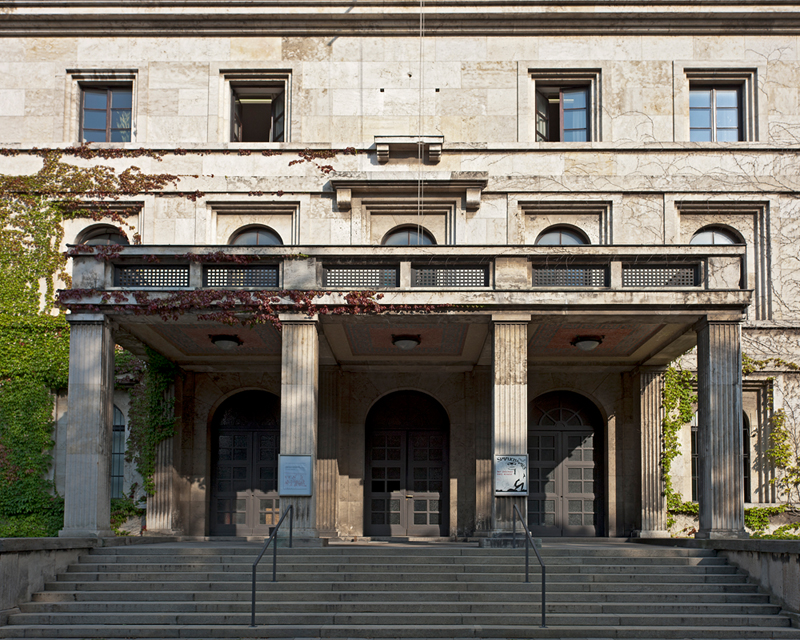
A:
279,315,319,537
146,436,177,533
60,315,115,538
696,319,748,539
638,368,669,537
491,313,530,534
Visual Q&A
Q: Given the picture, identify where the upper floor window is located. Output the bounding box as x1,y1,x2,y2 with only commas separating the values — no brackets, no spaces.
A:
535,86,589,142
81,86,132,143
690,86,742,142
230,226,283,246
231,85,285,143
382,226,436,246
78,225,130,246
535,226,589,246
689,226,740,245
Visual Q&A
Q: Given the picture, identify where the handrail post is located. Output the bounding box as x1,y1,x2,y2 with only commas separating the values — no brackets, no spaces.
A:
525,537,530,583
512,515,517,549
250,504,294,629
512,503,546,629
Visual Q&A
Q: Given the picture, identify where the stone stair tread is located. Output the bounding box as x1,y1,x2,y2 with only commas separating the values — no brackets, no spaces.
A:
1,624,799,639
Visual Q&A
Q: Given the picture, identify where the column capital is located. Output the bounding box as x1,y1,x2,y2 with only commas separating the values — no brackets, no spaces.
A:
278,313,318,324
66,313,109,326
491,312,531,324
638,365,669,376
694,316,744,331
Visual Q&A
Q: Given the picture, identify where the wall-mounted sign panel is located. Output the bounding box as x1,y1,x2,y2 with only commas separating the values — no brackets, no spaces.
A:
279,454,313,496
495,454,528,496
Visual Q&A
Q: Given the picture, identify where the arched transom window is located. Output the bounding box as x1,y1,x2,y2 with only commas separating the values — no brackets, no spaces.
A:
382,226,436,246
230,226,283,246
689,226,740,245
535,225,590,246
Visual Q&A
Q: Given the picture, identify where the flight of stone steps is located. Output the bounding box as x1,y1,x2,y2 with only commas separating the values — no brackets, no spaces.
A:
2,541,799,639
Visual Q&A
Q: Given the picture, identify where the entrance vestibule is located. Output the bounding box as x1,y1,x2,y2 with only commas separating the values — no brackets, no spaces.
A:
209,390,281,536
527,391,603,537
364,390,450,536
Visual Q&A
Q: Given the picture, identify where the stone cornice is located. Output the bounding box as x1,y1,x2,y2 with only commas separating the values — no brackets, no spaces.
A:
4,3,800,36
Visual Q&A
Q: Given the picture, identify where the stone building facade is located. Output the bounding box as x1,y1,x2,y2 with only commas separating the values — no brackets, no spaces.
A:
1,1,798,539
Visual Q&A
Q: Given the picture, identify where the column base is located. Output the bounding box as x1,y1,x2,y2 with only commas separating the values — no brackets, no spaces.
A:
695,529,749,540
59,528,115,538
634,530,671,538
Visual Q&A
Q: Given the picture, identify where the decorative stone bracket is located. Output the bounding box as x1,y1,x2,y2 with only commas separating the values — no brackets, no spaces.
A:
330,171,489,212
375,135,444,164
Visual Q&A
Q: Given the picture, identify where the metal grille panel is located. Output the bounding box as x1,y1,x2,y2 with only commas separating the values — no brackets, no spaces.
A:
114,266,189,288
204,266,279,288
323,266,398,288
412,267,488,287
531,267,607,287
623,265,698,287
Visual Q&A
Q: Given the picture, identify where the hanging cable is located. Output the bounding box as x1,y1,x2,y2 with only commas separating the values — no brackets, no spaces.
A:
416,0,425,244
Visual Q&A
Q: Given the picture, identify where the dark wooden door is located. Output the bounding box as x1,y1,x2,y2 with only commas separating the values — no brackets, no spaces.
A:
209,391,280,537
527,392,602,537
210,431,280,536
366,430,447,536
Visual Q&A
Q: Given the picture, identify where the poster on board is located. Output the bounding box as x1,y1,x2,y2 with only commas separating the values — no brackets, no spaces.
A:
278,454,313,496
494,454,528,496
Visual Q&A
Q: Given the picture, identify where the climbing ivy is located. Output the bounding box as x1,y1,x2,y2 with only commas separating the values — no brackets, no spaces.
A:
124,347,180,495
661,363,697,514
0,147,177,536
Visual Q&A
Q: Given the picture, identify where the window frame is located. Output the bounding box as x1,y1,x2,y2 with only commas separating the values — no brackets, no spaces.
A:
689,84,743,143
535,85,591,142
67,70,138,144
381,225,437,246
674,64,761,142
111,406,126,500
525,68,602,143
220,71,292,144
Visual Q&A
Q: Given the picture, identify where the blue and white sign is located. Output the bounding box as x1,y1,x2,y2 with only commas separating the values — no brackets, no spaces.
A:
279,455,313,496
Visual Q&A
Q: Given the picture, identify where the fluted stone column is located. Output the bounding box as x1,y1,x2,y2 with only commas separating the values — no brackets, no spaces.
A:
316,367,339,537
59,315,115,537
491,313,530,534
280,314,319,537
639,367,669,537
146,436,177,533
696,319,748,539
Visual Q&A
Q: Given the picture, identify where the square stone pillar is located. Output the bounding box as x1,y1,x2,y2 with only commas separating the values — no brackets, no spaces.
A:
491,313,530,534
638,367,669,537
696,319,747,539
59,314,115,538
279,314,319,537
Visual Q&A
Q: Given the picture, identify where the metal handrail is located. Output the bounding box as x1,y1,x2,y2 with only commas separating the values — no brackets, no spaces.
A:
250,504,293,627
512,504,546,628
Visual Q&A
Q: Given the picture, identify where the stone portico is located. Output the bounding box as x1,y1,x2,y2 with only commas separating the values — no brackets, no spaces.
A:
59,243,750,540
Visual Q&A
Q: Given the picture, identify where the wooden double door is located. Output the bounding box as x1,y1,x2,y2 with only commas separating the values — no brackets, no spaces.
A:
365,391,449,537
209,391,281,537
527,392,603,537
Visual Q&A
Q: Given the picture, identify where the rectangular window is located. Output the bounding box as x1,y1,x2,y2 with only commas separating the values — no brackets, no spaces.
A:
231,86,285,142
81,86,132,143
535,86,589,142
111,422,125,500
689,86,742,142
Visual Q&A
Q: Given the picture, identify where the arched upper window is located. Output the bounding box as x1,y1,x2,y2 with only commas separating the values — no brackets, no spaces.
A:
535,225,589,246
78,225,130,246
230,226,283,246
382,226,436,246
689,226,741,245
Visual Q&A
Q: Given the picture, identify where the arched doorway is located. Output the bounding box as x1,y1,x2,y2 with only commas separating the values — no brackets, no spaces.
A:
527,391,604,536
365,391,449,536
209,390,280,536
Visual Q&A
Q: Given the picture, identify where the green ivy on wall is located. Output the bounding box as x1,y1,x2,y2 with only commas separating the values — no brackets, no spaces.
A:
0,148,177,536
